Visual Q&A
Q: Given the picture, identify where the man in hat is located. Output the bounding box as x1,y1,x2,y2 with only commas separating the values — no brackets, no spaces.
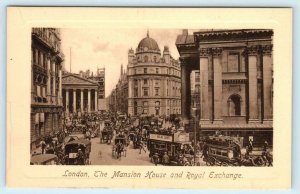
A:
152,152,159,166
162,152,170,165
77,148,84,165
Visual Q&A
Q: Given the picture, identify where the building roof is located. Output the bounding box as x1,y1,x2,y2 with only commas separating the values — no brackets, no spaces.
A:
62,73,99,86
137,32,160,51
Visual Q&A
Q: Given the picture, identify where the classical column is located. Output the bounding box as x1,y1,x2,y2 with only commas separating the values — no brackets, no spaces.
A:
47,54,51,102
180,57,191,123
199,48,210,124
95,90,98,112
128,78,132,98
66,89,69,114
59,69,62,105
88,89,91,113
262,45,273,123
212,48,223,124
247,46,259,123
73,89,76,113
52,62,56,104
80,89,84,113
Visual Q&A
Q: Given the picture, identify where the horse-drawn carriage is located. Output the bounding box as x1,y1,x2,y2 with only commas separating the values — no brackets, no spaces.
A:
204,135,242,166
64,139,91,165
112,137,127,159
100,120,114,144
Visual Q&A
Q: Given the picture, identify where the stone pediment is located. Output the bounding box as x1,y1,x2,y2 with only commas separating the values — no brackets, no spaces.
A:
62,74,98,86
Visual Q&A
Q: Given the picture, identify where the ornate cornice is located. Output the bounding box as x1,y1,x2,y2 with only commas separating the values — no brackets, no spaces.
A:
194,29,273,42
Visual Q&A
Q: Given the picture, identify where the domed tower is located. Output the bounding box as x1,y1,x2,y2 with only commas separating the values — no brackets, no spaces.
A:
127,30,181,117
136,30,161,63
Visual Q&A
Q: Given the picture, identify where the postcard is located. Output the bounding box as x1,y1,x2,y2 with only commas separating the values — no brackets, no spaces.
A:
6,7,292,189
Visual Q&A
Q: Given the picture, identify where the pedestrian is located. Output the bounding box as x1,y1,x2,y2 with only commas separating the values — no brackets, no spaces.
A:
139,140,146,154
162,152,170,165
201,141,209,160
152,152,159,166
263,140,268,152
248,138,253,153
40,138,46,154
77,148,85,165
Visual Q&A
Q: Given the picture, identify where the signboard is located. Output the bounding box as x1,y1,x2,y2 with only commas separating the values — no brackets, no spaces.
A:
149,134,172,142
174,132,190,142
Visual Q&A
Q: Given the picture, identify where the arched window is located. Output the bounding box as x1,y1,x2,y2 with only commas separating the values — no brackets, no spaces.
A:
228,94,241,116
144,55,148,62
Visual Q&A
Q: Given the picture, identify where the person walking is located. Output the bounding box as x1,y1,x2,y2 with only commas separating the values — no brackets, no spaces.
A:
40,138,46,154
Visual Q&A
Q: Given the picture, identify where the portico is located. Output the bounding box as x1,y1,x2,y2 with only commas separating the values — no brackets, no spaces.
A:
62,74,99,115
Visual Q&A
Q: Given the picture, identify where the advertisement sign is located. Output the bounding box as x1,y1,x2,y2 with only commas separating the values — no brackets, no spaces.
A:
149,134,172,142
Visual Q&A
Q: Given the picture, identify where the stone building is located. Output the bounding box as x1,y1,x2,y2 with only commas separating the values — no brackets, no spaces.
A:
31,28,64,150
62,73,99,115
127,31,181,116
79,68,106,111
176,29,273,145
190,70,200,118
116,64,128,114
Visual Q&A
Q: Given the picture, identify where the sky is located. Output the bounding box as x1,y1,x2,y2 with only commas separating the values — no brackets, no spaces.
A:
60,28,194,97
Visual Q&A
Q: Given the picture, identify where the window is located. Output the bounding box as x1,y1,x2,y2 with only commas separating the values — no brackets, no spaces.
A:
155,101,160,107
143,101,148,114
143,101,148,107
134,69,137,74
144,56,148,62
144,68,147,74
38,51,41,66
154,56,157,62
155,109,159,116
228,94,241,116
143,88,148,96
195,72,200,82
156,68,159,74
134,101,138,115
134,79,138,86
228,53,240,72
155,88,159,96
134,88,138,97
144,79,148,85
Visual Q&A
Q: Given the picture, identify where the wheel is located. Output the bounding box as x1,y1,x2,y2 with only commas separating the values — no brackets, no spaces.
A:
221,162,229,166
206,157,216,166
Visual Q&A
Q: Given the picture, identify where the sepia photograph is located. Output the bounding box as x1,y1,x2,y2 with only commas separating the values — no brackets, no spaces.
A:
6,7,292,189
30,27,273,167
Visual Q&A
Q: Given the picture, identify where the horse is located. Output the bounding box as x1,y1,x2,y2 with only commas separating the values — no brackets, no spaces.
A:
116,143,123,159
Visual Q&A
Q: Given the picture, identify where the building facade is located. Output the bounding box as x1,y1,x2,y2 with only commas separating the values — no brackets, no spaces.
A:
31,28,64,150
190,70,200,118
127,32,181,116
62,73,99,115
116,65,128,114
79,68,106,111
176,29,273,145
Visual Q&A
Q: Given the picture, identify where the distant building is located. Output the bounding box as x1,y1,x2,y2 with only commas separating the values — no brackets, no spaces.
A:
31,28,64,150
62,73,99,115
78,68,106,111
127,31,181,117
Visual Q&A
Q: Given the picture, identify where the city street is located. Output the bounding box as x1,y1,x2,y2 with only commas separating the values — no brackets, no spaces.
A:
90,136,153,165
